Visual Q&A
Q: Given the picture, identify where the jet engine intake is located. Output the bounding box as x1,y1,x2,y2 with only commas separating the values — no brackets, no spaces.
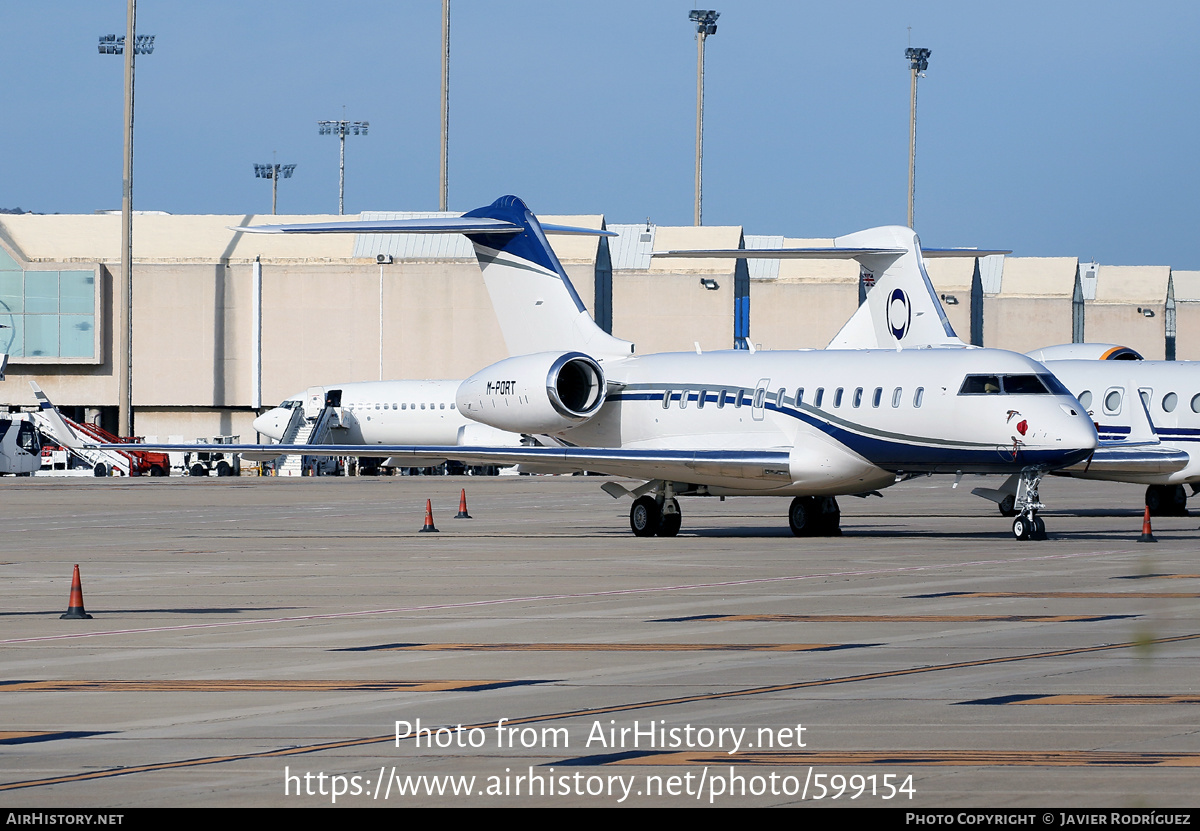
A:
456,351,606,434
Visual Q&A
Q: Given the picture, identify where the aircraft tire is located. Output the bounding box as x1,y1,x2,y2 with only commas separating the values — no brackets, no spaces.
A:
1146,484,1188,517
1012,516,1031,540
656,500,682,537
630,495,661,537
1032,515,1047,540
788,496,817,537
998,494,1017,517
818,496,842,536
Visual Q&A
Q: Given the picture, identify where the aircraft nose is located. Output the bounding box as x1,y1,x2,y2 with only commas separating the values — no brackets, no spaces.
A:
252,409,286,440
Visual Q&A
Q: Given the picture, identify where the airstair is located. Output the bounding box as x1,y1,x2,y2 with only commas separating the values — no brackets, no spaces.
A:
275,386,341,476
30,410,133,476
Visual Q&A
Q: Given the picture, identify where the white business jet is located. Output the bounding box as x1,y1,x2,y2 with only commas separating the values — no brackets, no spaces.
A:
1018,343,1200,515
805,244,1192,518
39,197,1097,540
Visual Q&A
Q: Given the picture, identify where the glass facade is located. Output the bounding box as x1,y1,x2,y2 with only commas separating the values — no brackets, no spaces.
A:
0,247,99,361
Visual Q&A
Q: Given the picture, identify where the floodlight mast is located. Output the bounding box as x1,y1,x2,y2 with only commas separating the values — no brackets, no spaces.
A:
689,10,719,226
906,46,930,229
98,2,154,438
318,119,369,215
254,162,296,215
440,0,450,211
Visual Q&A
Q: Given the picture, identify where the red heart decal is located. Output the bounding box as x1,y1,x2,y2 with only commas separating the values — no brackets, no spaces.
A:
1016,420,1028,436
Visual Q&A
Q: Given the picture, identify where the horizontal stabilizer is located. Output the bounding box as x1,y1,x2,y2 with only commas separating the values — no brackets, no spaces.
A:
235,217,614,237
652,247,904,260
920,248,1011,258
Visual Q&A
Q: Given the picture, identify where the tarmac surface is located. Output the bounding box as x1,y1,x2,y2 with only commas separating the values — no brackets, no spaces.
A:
1,473,1198,808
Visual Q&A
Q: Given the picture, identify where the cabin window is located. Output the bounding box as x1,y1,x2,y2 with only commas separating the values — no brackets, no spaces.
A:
795,388,804,406
913,387,924,407
1163,392,1177,413
1077,390,1092,410
450,403,456,410
753,388,766,409
1139,390,1151,410
734,390,743,408
775,387,786,407
834,388,843,407
1104,389,1123,414
717,389,727,409
680,390,689,409
852,387,863,407
421,403,426,410
697,389,707,409
440,403,445,410
872,387,882,408
814,388,824,408
1192,393,1200,413
892,387,902,408
662,391,671,409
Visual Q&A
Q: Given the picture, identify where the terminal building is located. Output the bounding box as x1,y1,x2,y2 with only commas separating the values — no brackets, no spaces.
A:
0,210,1191,442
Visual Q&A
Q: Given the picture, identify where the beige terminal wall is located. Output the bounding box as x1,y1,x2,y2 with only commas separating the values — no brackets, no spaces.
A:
983,257,1077,353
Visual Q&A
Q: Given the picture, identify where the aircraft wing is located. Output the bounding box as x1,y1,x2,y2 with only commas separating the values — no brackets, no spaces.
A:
1060,445,1189,476
74,440,794,485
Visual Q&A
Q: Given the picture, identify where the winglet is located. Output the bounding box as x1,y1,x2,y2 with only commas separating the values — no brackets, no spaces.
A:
29,382,84,450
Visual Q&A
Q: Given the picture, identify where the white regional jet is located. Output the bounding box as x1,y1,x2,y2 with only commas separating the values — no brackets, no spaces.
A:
42,196,1099,540
766,240,1192,518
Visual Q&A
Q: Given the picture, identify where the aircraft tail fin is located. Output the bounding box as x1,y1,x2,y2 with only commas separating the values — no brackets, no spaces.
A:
29,382,84,450
239,196,635,359
826,226,965,350
459,196,634,358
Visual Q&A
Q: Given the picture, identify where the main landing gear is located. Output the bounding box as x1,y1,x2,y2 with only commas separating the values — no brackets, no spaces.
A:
1010,469,1048,541
629,484,682,537
1145,484,1188,517
788,496,841,537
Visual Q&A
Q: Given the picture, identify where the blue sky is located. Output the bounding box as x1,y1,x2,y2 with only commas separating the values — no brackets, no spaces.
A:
3,1,1198,267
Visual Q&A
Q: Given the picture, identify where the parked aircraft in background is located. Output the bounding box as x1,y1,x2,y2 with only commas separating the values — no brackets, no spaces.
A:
0,413,40,475
40,198,1099,540
252,379,520,473
805,246,1194,516
1021,344,1200,515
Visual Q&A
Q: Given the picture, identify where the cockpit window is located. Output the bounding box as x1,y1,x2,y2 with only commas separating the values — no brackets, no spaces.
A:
959,375,1002,394
959,374,1066,396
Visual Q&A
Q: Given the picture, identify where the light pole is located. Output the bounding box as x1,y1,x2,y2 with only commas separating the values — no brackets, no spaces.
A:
318,119,369,215
689,10,719,226
99,6,154,438
254,162,296,215
905,46,930,230
440,0,450,211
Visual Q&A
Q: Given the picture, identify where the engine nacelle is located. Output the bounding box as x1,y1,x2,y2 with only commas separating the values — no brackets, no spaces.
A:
456,351,606,434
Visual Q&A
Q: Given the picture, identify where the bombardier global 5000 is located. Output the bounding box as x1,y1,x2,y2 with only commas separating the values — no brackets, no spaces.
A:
40,196,1100,540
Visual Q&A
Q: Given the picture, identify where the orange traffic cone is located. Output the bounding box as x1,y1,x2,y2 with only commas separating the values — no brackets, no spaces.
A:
454,488,472,519
420,499,439,533
60,564,93,619
1138,506,1157,543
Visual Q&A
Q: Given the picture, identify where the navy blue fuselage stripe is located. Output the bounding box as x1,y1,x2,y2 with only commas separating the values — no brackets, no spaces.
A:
608,390,1089,470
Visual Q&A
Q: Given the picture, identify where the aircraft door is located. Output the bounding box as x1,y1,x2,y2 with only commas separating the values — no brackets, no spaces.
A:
752,378,770,421
304,386,325,420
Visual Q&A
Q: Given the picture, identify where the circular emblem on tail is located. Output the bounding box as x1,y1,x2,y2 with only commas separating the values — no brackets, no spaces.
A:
887,288,911,341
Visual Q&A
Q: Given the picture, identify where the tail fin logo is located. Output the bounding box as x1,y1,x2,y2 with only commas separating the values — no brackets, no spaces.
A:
887,288,912,341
